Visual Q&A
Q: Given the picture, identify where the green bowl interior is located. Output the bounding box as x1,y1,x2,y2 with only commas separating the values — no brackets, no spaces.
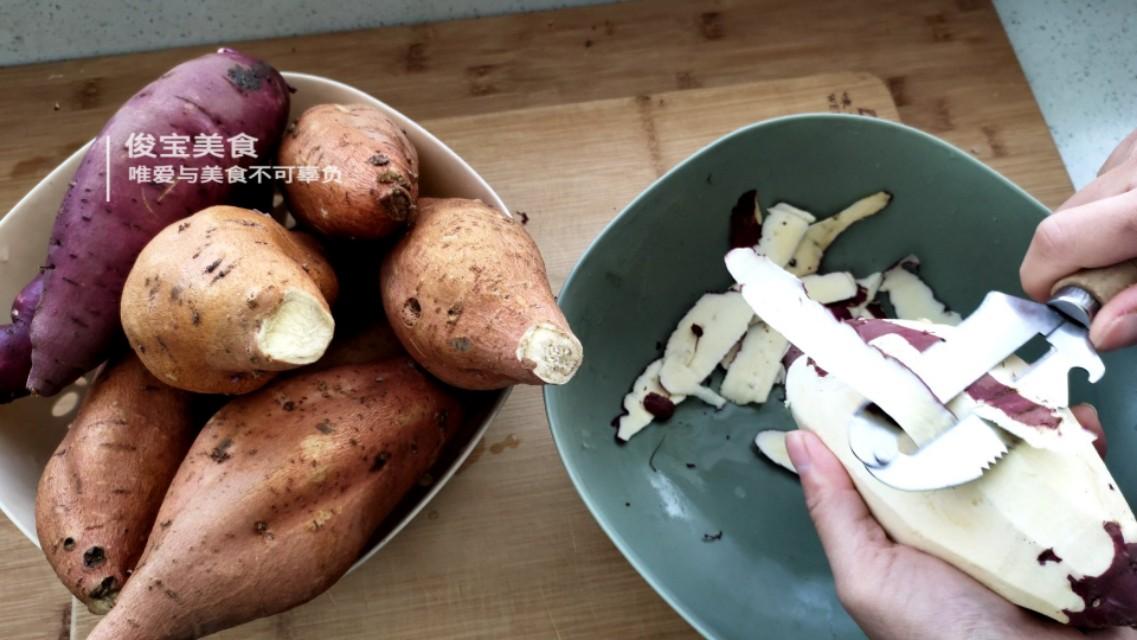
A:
544,114,1136,639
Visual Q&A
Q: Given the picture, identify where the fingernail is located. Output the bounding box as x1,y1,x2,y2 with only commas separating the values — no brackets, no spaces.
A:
785,431,813,474
1092,313,1137,350
1082,403,1099,421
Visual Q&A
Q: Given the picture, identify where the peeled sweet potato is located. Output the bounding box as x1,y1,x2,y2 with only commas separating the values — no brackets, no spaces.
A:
5,49,291,399
86,357,462,640
380,198,582,389
120,206,338,395
787,319,1137,627
279,104,419,238
35,352,194,614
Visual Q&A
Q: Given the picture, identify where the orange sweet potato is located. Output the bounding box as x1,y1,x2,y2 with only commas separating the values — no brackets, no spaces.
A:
311,318,404,371
279,104,419,239
120,206,339,394
35,352,195,614
86,357,462,640
380,198,583,390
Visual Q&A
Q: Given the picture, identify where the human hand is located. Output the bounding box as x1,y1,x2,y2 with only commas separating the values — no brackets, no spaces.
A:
1020,129,1137,350
783,406,1134,640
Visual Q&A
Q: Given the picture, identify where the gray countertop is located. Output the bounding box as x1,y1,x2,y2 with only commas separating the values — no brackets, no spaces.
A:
1,0,1132,191
994,0,1136,190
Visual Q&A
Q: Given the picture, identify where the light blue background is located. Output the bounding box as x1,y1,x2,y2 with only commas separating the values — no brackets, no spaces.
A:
0,0,1133,190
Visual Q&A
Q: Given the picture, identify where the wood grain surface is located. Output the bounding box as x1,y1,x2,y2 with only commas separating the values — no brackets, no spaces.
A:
0,1,1073,638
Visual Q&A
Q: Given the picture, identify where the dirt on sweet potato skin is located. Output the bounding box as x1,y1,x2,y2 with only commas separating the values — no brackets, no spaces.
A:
86,357,463,640
35,352,195,614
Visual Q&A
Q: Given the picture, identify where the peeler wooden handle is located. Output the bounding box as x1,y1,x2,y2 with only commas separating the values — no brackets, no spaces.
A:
1050,260,1137,327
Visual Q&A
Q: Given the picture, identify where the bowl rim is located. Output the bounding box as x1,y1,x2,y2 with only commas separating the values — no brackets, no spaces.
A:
542,112,1051,637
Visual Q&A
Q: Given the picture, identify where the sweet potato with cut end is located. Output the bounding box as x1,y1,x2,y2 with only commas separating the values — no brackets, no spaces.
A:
19,48,290,399
380,197,583,389
279,104,419,238
120,206,338,395
86,358,463,640
35,352,194,614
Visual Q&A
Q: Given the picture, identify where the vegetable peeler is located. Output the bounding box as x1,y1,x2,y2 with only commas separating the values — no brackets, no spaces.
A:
726,248,1134,491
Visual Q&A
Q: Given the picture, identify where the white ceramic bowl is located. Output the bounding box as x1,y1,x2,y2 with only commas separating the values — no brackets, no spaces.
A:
0,72,509,571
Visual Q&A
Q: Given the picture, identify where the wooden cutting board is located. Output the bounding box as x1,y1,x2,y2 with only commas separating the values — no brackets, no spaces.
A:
0,1,1075,638
0,0,1071,216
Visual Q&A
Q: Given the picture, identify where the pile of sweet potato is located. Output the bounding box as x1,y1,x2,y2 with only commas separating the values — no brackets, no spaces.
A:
14,50,581,640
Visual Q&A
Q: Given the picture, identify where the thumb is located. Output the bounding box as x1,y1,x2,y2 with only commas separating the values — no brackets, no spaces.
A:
785,430,892,581
1090,284,1137,351
1098,129,1137,177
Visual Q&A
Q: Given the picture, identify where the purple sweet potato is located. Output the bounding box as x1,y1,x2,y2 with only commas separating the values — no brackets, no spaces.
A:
11,48,291,398
0,275,45,402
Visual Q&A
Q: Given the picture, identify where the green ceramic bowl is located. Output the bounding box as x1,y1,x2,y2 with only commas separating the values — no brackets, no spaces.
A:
544,113,1137,639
